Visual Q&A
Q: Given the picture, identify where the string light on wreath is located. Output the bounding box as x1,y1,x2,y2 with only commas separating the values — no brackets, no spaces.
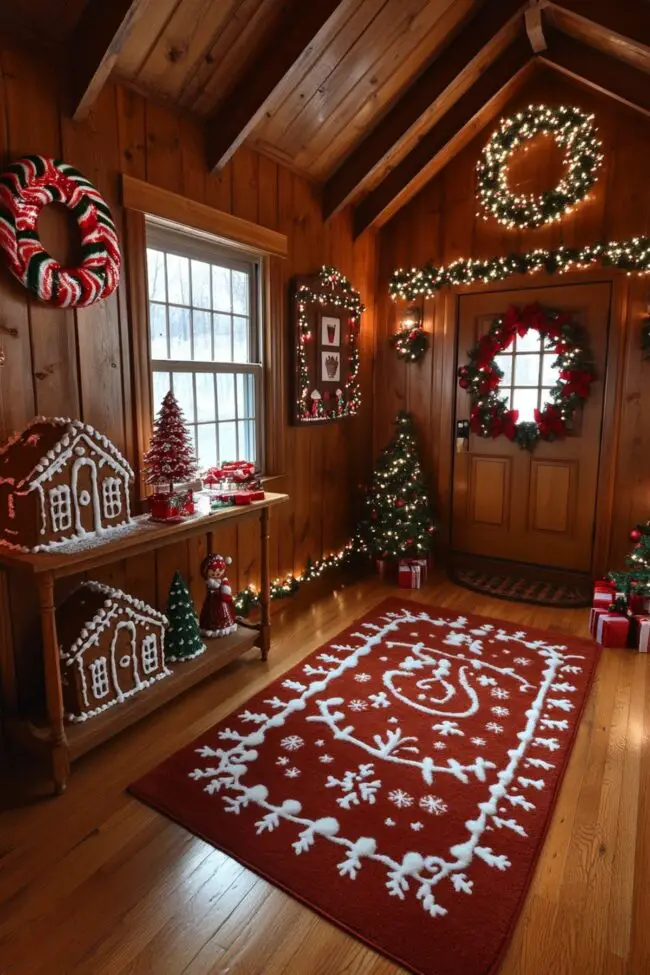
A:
390,306,428,362
457,303,595,451
476,105,603,229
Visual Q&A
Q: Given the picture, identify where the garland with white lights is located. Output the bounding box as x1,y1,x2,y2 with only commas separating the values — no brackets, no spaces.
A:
295,265,364,422
476,105,603,229
458,303,595,450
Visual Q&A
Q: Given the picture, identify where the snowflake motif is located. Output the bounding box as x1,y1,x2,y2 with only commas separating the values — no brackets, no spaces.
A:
514,656,532,666
477,675,497,687
471,736,486,746
491,706,510,717
431,719,463,737
491,688,510,700
388,788,414,809
319,754,334,764
419,794,448,816
276,756,290,766
349,699,368,712
384,817,396,827
281,735,305,751
354,673,371,683
315,739,325,747
485,722,504,734
285,767,301,779
410,822,424,832
388,717,399,724
433,741,446,750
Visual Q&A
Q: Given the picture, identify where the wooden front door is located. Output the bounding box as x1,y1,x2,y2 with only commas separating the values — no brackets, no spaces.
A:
452,282,610,573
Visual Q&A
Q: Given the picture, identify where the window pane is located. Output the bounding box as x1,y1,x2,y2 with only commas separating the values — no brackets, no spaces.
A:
236,373,255,418
238,420,255,462
512,387,538,422
213,313,232,361
169,306,192,360
196,372,216,422
166,253,190,305
233,316,249,363
513,354,540,386
218,421,237,461
515,330,541,353
191,259,211,309
542,354,561,387
147,249,166,301
152,371,170,413
212,266,231,312
193,310,212,361
172,372,195,424
493,354,512,386
150,303,168,359
232,270,249,315
217,373,236,420
197,424,217,470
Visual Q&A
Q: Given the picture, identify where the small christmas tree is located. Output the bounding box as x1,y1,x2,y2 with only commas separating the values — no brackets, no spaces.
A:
145,391,198,492
165,571,206,661
356,411,435,559
608,521,650,598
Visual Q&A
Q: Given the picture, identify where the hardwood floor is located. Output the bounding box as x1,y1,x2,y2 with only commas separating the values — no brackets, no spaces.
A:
1,573,648,975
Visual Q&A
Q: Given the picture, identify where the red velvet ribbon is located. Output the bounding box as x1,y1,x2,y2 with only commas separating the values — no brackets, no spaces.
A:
534,405,566,438
559,369,593,398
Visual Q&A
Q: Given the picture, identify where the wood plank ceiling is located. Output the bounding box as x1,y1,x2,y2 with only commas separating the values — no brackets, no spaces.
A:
3,0,650,234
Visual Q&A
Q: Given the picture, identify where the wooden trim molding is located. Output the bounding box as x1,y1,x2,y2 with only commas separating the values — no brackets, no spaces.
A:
121,175,289,259
123,207,152,503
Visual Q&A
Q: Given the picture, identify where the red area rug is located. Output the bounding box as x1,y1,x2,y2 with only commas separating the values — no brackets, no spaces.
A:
131,599,599,975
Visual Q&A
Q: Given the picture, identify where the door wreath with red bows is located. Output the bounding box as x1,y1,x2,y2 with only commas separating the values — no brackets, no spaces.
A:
457,303,595,450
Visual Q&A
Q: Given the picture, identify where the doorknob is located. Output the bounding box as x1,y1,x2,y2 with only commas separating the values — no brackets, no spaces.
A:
456,419,469,453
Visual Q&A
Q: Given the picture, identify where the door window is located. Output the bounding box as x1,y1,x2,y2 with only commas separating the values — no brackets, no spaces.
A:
493,331,561,422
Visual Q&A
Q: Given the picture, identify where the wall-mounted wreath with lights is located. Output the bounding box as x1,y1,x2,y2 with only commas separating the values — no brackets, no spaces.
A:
292,265,364,425
457,302,595,450
390,305,428,362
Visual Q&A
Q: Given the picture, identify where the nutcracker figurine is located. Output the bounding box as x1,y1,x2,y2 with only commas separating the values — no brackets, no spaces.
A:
199,553,238,638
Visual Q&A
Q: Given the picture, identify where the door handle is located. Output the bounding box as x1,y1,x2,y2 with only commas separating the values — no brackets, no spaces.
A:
456,419,469,453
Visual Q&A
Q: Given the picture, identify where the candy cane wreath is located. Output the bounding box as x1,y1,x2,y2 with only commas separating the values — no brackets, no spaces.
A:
0,155,120,307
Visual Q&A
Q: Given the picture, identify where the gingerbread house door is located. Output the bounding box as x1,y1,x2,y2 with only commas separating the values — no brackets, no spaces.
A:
110,621,141,698
72,457,101,535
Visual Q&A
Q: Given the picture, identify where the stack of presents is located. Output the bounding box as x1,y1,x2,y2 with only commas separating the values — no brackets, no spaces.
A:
397,556,430,589
589,578,650,651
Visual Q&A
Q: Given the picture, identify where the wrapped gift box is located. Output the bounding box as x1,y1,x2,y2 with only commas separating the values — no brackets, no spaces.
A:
408,556,429,583
149,490,194,522
629,593,650,615
591,610,630,648
234,490,266,505
398,559,422,589
635,616,650,653
592,587,615,609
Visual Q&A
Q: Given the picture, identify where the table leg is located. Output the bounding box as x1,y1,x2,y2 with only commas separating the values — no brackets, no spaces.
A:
37,572,69,794
260,507,271,661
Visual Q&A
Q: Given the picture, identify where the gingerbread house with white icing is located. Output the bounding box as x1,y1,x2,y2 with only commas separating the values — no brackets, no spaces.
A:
57,582,170,722
0,417,134,551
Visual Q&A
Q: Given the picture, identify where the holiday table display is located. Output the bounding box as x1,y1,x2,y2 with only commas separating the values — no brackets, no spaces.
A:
457,302,595,451
57,582,169,723
0,416,134,552
356,411,435,567
292,265,364,425
145,391,198,522
199,553,238,638
165,571,206,662
0,155,120,306
202,461,265,508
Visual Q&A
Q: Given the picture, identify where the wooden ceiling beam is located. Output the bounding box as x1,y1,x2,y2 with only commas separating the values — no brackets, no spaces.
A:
69,0,148,120
548,0,650,51
322,0,526,221
352,35,532,237
206,1,345,172
541,27,650,116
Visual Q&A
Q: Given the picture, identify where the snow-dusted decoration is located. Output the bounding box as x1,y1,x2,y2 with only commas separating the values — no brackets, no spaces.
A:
0,417,134,551
133,600,598,975
57,581,170,722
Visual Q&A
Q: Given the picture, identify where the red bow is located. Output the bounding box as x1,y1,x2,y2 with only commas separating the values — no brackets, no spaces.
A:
535,405,566,439
559,369,593,398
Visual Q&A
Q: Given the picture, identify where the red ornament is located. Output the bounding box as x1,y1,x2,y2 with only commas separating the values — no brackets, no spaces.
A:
630,529,642,542
395,499,405,508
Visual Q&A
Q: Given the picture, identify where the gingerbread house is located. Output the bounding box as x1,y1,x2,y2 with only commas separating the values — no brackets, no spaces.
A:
57,582,170,722
0,417,134,551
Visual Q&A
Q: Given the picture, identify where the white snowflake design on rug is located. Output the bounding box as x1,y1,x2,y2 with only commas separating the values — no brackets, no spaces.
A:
131,598,599,975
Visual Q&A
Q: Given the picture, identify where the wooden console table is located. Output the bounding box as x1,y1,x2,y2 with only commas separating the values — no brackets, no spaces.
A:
0,492,289,794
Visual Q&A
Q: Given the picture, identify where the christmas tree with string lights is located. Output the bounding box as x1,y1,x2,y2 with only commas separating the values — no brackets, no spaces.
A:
356,411,435,559
608,521,650,598
144,390,198,493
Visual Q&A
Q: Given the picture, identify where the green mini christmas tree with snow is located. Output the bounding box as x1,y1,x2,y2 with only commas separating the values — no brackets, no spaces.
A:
165,571,206,662
356,410,435,559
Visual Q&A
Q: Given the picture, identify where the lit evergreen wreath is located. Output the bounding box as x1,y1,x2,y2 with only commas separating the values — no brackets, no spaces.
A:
476,105,603,229
457,303,595,450
390,308,428,362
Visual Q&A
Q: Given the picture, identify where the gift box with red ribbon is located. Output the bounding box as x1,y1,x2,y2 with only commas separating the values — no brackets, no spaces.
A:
592,587,614,609
398,559,422,589
149,489,194,522
234,489,266,505
590,608,629,648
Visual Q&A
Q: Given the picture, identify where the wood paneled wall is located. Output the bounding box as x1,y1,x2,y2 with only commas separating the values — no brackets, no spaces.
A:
0,36,378,714
375,69,650,573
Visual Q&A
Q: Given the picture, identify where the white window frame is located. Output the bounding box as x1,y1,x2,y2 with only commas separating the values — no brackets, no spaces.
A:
102,477,122,519
49,485,72,533
145,218,264,473
141,633,158,675
90,656,110,699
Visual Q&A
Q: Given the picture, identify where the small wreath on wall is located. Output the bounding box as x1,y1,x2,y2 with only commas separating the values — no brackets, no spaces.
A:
476,105,603,229
293,265,364,424
0,155,121,307
390,307,428,362
457,303,595,451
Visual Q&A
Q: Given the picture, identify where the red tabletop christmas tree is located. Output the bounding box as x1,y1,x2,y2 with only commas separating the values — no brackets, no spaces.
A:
145,391,198,521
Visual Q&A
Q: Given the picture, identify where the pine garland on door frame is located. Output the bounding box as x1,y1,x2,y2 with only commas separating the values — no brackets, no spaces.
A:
165,571,206,661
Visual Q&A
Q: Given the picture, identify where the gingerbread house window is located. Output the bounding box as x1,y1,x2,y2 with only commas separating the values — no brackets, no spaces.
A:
102,477,122,519
49,485,72,532
141,633,159,674
89,656,110,699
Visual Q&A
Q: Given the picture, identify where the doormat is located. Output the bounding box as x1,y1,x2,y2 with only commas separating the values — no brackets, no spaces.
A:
130,598,599,975
452,567,592,608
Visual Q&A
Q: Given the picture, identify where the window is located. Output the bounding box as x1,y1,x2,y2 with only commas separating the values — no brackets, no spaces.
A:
49,485,72,532
145,220,262,472
493,330,562,423
90,657,110,699
102,477,122,519
141,633,158,675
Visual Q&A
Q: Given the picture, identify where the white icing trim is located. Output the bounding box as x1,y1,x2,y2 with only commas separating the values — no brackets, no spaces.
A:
109,621,139,701
200,623,238,638
66,668,171,722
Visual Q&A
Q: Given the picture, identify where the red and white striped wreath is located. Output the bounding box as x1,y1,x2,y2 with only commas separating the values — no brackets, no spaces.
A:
0,155,120,307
